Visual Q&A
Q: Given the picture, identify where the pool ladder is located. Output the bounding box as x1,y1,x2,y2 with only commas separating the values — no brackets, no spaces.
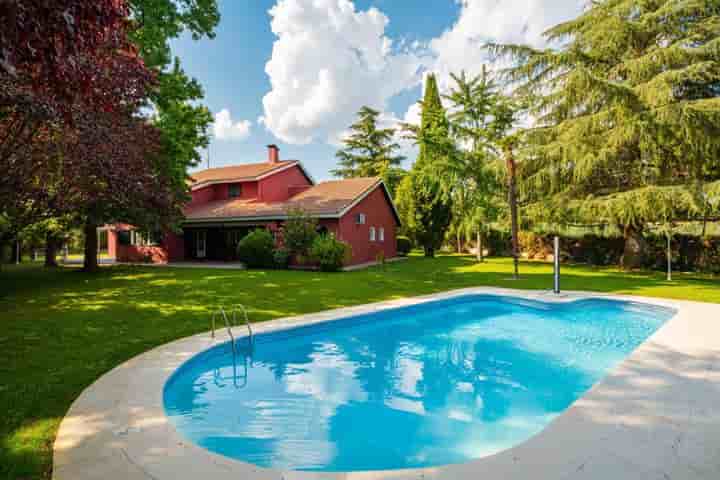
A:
211,305,254,355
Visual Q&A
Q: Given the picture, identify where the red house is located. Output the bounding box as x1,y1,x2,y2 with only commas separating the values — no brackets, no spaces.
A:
107,145,400,267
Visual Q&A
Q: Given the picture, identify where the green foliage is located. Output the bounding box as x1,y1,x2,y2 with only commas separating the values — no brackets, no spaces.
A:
273,247,290,269
333,106,406,195
398,74,454,257
309,235,350,272
489,0,720,235
128,0,219,218
396,236,412,256
128,0,220,70
236,229,275,269
281,209,318,257
440,67,517,255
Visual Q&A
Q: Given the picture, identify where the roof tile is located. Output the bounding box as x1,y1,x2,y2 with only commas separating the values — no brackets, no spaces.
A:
189,161,297,187
185,177,381,221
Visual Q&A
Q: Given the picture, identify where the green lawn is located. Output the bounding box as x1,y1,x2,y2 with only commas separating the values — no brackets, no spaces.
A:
1,255,718,479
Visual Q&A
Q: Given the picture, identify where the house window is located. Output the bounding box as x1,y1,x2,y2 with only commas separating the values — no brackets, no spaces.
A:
369,226,376,241
356,213,366,225
228,184,242,198
379,227,385,242
130,230,160,246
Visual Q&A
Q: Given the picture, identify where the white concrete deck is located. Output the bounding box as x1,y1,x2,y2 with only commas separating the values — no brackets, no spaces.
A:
53,288,720,480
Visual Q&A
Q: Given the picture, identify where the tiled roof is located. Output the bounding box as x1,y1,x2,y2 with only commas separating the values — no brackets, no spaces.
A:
184,177,383,221
189,161,297,187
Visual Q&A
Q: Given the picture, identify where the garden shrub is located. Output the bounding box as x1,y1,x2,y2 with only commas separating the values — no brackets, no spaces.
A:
273,247,290,269
282,209,318,258
309,235,350,272
237,229,275,268
396,236,412,256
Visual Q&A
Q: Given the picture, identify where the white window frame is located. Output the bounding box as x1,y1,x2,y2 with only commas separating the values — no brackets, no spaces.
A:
369,226,376,242
130,230,145,246
356,213,366,225
379,227,385,242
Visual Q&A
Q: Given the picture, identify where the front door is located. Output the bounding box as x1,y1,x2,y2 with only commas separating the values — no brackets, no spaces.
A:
196,230,207,259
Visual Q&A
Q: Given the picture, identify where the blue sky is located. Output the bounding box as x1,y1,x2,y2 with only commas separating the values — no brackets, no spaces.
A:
171,0,583,180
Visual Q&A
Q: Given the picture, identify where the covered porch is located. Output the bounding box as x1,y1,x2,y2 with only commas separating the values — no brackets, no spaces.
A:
183,222,279,262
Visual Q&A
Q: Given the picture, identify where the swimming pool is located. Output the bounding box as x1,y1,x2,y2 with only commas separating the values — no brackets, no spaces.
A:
163,294,675,472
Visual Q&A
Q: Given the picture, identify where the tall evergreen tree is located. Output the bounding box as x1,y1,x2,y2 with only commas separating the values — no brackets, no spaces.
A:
397,74,453,257
490,0,720,269
442,68,516,262
333,106,405,195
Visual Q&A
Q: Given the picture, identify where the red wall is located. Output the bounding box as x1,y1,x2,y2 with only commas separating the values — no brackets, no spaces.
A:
258,165,312,202
190,185,215,205
337,186,397,265
107,226,184,263
190,181,259,205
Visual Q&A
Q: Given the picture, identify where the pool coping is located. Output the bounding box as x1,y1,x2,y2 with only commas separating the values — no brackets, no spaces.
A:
52,288,720,480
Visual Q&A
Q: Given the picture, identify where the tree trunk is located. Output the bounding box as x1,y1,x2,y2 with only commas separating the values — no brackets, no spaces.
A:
15,239,21,264
477,228,484,263
424,245,435,258
83,220,99,272
620,224,646,270
45,232,59,268
456,231,462,254
506,146,520,279
666,231,672,281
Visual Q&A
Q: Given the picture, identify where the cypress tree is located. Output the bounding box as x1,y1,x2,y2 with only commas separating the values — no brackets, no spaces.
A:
489,0,720,268
396,74,453,257
332,106,405,195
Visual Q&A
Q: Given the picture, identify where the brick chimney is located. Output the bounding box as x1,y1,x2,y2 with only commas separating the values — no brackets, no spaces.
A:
267,144,279,164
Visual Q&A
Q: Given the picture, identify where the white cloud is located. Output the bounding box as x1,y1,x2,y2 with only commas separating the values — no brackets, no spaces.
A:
259,0,585,154
213,109,252,140
429,0,586,90
260,0,425,145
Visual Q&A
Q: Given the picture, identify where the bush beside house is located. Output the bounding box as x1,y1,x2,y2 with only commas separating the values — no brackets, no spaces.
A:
237,229,275,268
309,235,351,272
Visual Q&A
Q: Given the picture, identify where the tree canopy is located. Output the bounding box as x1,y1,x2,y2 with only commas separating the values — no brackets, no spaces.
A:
0,0,220,271
397,74,454,257
333,106,405,195
489,0,720,266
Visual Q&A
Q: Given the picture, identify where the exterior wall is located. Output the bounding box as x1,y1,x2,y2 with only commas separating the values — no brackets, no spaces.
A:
108,225,184,264
190,181,259,205
337,187,397,265
258,165,312,203
108,229,118,259
190,185,215,205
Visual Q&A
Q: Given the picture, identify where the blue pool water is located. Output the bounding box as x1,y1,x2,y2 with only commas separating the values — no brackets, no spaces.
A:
163,295,674,472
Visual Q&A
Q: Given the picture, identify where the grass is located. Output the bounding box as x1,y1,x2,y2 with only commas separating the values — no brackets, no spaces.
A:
1,255,718,479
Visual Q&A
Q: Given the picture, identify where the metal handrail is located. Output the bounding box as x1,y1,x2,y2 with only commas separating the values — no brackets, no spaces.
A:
211,308,237,356
232,304,253,344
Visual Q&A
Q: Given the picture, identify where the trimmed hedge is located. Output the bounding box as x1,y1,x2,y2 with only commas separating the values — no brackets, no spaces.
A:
513,231,720,273
237,229,275,268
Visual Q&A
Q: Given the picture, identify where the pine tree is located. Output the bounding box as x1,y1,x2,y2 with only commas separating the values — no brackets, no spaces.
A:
333,106,405,195
397,74,453,257
489,0,720,269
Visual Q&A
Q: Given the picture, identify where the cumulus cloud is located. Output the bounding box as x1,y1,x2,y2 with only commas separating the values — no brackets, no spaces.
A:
429,0,586,89
259,0,585,150
213,109,252,141
259,0,425,145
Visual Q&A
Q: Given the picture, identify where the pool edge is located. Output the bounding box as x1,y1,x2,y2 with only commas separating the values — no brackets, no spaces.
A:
53,288,720,480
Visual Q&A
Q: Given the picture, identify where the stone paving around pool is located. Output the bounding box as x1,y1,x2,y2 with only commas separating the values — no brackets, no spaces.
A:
52,288,720,480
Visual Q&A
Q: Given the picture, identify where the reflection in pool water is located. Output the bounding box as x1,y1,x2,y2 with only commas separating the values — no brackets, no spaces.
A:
163,295,674,471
